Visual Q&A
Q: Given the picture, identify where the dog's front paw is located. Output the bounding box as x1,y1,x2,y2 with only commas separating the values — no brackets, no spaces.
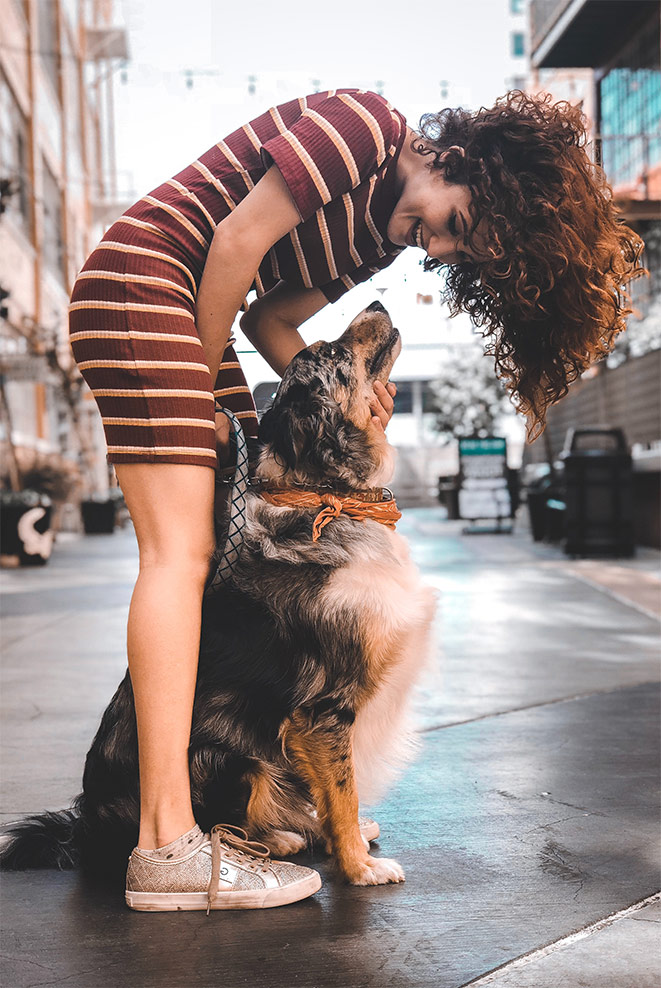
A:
262,829,307,857
348,856,405,886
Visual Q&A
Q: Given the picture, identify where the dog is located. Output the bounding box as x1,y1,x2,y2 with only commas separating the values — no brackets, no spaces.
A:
0,301,436,887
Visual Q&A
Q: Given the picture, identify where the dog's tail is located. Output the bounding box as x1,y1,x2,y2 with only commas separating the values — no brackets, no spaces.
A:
0,806,82,870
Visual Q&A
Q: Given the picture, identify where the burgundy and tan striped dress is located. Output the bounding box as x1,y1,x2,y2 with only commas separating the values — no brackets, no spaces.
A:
69,89,407,469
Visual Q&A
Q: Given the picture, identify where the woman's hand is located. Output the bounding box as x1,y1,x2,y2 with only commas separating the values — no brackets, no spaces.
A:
215,409,232,467
370,381,397,431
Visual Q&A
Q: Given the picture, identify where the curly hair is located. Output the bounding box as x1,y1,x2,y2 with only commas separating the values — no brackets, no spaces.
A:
414,90,646,440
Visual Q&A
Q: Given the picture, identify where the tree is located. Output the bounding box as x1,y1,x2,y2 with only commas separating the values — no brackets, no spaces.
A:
0,314,96,497
429,342,512,442
609,221,661,367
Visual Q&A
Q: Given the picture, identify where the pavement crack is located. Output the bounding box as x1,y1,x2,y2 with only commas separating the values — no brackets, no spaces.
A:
540,794,607,816
23,964,115,988
1,610,74,651
0,954,53,974
519,813,592,834
572,879,585,900
420,680,659,733
513,826,591,891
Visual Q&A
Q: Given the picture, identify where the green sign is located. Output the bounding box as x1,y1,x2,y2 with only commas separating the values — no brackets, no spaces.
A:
458,437,507,456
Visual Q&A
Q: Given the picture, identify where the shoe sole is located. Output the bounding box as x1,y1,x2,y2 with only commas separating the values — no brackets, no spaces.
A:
126,871,322,911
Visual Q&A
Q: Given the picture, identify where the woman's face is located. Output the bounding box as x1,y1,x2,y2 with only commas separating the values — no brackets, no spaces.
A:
387,131,479,264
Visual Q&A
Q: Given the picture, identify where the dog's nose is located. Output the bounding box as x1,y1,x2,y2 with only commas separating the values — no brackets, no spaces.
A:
366,300,387,314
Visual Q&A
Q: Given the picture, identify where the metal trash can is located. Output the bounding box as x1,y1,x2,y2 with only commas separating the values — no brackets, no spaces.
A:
560,427,634,557
437,475,460,520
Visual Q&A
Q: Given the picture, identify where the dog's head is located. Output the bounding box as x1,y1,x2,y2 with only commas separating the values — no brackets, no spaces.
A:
257,301,401,488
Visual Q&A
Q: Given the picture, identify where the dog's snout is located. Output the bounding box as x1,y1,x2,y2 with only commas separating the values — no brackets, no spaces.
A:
366,300,387,314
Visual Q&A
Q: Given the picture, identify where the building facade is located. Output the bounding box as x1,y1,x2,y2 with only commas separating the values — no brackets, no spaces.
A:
530,0,660,337
527,0,661,545
0,0,128,499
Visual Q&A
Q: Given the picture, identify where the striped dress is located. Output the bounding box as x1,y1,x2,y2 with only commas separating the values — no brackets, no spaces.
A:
69,89,407,469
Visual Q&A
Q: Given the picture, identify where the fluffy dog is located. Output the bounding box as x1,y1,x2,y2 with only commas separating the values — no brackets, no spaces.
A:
1,301,436,887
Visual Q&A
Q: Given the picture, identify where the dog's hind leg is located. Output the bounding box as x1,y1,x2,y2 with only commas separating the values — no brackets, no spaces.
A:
283,708,404,886
243,762,316,857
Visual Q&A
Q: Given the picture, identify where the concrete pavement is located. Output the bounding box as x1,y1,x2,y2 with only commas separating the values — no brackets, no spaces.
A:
1,508,659,988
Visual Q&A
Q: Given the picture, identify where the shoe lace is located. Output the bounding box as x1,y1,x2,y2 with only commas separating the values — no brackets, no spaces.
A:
207,824,271,914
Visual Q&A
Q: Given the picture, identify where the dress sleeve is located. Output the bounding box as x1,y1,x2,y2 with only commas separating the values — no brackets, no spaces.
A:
319,250,403,304
260,91,402,224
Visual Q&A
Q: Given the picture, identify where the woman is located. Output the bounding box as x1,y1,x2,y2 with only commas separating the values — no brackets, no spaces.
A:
69,88,643,911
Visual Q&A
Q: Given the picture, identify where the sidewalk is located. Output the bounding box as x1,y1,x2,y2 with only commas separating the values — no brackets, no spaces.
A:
1,509,659,988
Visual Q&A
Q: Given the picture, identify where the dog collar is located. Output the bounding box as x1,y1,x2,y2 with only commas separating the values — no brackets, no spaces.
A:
258,486,402,542
253,480,395,503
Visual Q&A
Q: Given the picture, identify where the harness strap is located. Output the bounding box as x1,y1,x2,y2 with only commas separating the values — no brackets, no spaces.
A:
205,405,250,595
205,410,401,588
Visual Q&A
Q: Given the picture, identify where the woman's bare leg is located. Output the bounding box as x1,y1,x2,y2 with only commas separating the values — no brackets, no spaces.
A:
113,462,216,850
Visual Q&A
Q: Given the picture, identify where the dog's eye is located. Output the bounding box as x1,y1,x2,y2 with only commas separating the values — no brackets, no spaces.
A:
328,346,337,357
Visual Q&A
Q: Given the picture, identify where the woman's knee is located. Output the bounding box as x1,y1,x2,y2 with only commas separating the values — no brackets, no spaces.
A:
114,462,216,568
136,543,214,585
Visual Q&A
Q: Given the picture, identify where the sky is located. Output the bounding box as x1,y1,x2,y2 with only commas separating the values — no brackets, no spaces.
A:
114,0,523,196
111,0,528,440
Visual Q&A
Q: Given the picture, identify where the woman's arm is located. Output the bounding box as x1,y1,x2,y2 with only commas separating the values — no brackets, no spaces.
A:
241,282,397,430
239,283,328,376
195,166,302,382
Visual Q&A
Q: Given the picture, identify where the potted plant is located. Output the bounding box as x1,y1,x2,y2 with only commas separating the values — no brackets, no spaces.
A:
0,487,53,566
80,491,118,534
0,451,79,566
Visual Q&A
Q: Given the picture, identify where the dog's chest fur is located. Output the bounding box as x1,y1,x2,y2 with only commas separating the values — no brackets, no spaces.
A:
201,496,436,805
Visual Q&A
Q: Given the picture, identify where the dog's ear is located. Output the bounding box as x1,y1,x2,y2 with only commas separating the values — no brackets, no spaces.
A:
259,375,370,481
259,381,316,472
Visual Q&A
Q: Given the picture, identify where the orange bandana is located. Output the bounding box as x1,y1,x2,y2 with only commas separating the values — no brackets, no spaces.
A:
260,489,402,542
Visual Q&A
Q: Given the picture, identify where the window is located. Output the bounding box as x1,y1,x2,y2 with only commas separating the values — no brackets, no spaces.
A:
387,381,439,416
511,32,525,57
253,382,279,417
37,0,60,98
598,19,661,194
392,382,413,414
253,379,439,419
0,72,31,232
510,0,525,14
42,158,65,281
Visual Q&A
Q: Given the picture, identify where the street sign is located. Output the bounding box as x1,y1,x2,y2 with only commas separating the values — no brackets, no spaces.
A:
458,437,512,524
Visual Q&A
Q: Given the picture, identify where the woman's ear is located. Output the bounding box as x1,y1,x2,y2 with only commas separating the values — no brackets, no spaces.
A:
438,145,466,162
438,145,467,181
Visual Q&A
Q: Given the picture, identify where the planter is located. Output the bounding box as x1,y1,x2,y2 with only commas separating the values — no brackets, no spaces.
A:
81,499,116,534
0,492,54,566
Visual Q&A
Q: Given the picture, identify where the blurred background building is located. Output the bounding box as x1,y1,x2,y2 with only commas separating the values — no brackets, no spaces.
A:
0,0,129,512
1,0,658,545
526,0,661,545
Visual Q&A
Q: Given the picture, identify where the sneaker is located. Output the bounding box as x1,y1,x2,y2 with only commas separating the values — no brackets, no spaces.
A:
125,824,321,912
359,816,380,843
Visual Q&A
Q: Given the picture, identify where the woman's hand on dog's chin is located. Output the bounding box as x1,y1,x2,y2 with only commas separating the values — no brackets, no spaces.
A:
370,380,397,431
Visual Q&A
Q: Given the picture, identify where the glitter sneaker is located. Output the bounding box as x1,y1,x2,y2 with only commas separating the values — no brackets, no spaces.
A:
125,824,321,912
359,816,380,843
